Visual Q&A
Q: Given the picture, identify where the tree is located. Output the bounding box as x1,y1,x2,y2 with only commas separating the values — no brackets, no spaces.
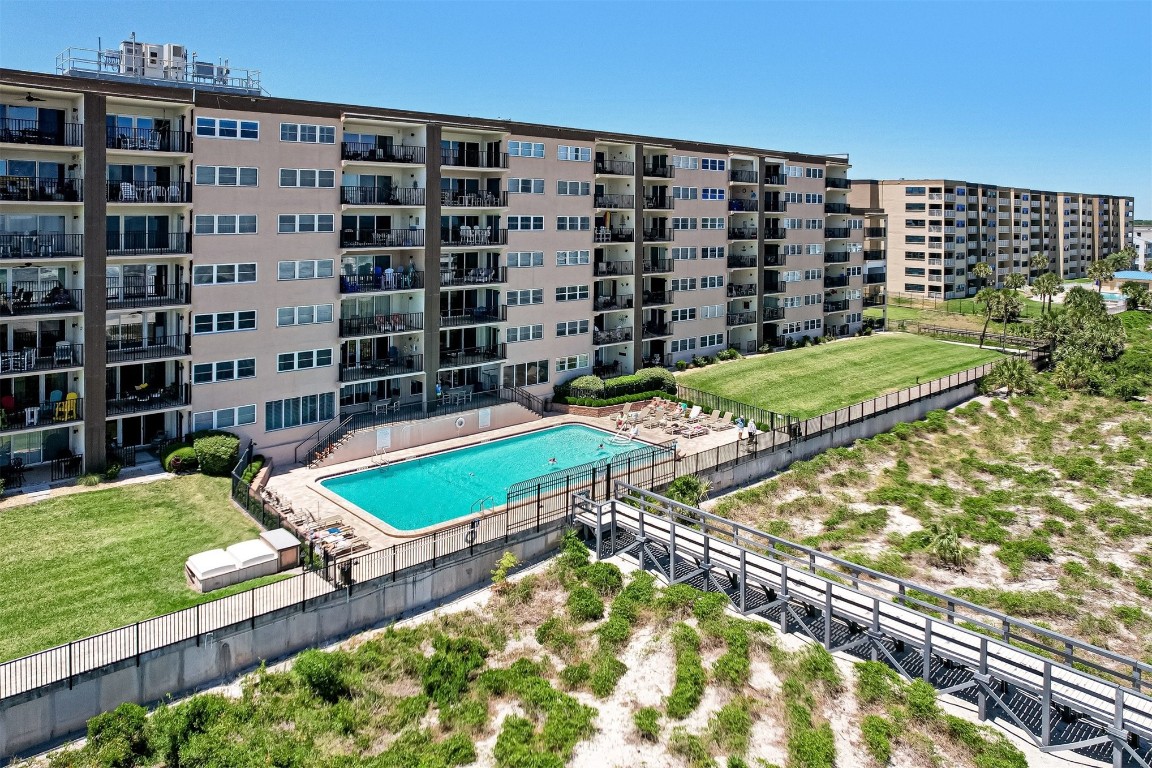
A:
975,287,999,348
1106,246,1137,273
1120,281,1149,311
1086,258,1115,292
1003,272,1026,293
925,523,969,569
984,356,1037,396
998,290,1023,348
1032,271,1064,313
1064,285,1107,316
970,261,993,290
1027,253,1048,283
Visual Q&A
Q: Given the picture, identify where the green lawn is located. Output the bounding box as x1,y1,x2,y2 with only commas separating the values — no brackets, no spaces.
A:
0,474,285,661
678,333,1003,418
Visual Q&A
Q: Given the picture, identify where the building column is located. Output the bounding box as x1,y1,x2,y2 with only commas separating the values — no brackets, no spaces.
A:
82,93,108,471
754,159,767,351
630,142,644,372
423,124,442,406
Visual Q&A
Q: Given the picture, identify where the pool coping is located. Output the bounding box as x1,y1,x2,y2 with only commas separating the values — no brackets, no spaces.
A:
308,422,639,539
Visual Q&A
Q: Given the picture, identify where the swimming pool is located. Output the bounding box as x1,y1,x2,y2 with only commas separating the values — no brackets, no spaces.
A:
1101,292,1124,303
318,425,644,533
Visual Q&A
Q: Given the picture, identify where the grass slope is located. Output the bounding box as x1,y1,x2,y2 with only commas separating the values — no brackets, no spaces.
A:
678,333,1002,417
0,475,282,661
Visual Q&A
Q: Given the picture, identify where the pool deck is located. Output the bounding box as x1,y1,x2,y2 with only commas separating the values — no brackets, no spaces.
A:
264,411,741,551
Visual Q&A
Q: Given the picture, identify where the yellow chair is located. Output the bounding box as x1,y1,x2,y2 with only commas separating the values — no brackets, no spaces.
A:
54,392,78,422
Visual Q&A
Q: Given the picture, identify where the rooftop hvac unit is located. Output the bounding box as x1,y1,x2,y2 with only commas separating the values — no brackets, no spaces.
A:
119,40,143,75
141,44,165,79
163,43,187,80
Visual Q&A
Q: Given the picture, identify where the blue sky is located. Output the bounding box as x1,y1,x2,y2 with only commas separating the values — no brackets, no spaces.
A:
2,0,1149,216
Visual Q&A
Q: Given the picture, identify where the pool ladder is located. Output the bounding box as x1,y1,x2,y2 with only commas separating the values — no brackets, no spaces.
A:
470,495,494,516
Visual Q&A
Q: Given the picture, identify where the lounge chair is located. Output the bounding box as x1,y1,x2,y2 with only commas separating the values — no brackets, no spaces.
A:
685,405,703,423
712,412,736,431
681,424,709,439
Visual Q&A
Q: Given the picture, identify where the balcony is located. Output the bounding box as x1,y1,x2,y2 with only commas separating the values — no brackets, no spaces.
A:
441,149,509,169
642,164,674,179
866,227,887,238
440,266,507,287
593,328,632,345
107,128,191,153
728,227,757,240
825,300,850,312
763,281,785,295
643,290,671,305
641,322,673,338
729,169,758,184
595,260,633,276
824,275,849,289
824,252,850,264
339,312,424,338
106,385,189,417
0,396,83,432
643,196,673,210
727,283,757,298
106,333,189,363
763,307,785,321
107,181,190,204
763,199,787,213
727,254,758,268
106,282,189,310
763,228,786,240
341,271,425,294
642,259,673,274
108,231,190,256
439,344,507,368
595,227,634,243
863,294,885,307
763,252,787,267
0,286,82,316
824,203,851,214
439,305,507,327
1,118,83,147
340,354,423,382
595,159,635,176
643,227,671,242
763,174,787,186
441,190,508,208
341,228,426,249
341,142,426,164
726,311,757,326
0,177,82,202
728,198,759,212
441,226,506,247
595,193,635,209
826,177,851,190
825,227,852,239
864,249,886,261
865,272,886,285
341,186,427,206
594,294,633,311
0,343,83,375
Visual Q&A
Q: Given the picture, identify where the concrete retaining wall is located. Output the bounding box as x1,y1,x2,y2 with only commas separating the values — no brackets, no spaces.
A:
0,526,565,761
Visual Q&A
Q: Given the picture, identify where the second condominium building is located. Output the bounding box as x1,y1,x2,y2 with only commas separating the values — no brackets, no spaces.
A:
850,179,1135,299
0,47,880,472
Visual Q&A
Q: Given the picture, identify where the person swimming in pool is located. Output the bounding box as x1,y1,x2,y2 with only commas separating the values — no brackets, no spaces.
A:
549,457,557,464
597,443,604,450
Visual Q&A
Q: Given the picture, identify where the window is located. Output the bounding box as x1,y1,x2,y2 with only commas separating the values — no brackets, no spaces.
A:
556,320,590,337
699,333,724,348
277,214,334,233
803,318,823,331
905,267,926,276
508,251,544,267
906,219,926,228
784,192,804,204
276,303,333,326
802,268,824,280
192,404,257,432
277,348,333,372
509,178,545,194
672,155,698,169
672,247,696,260
265,392,336,431
193,310,257,334
508,141,545,158
783,218,802,229
195,117,259,140
671,217,697,230
193,263,257,285
670,338,696,352
556,285,589,302
671,278,697,292
672,186,698,200
905,203,926,212
784,165,804,178
701,188,725,200
556,216,590,231
804,193,824,204
503,360,549,387
557,145,591,161
783,244,803,256
804,219,823,230
556,354,588,372
905,186,927,196
194,214,257,235
671,307,697,322
700,304,723,318
507,289,544,306
192,358,256,385
701,246,725,259
779,322,801,335
277,259,334,280
556,180,590,196
701,158,726,171
508,216,544,231
195,166,259,186
279,123,336,144
701,275,724,289
556,250,590,265
805,167,824,179
507,324,544,342
905,235,926,244
848,219,863,229
279,169,335,188
806,244,824,255
700,217,724,229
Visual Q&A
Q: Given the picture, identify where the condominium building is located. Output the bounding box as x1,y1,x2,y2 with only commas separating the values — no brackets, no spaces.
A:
849,180,1135,299
0,43,877,473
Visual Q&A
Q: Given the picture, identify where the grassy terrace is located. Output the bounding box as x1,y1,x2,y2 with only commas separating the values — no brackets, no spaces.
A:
0,475,283,661
678,333,1003,418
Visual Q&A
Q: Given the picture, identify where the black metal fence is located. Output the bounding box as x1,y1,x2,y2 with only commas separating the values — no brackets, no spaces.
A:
674,383,797,436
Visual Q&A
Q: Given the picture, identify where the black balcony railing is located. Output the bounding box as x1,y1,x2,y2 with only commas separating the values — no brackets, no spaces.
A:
826,177,852,190
642,164,675,178
441,190,508,207
824,203,851,214
643,196,673,210
726,311,757,326
106,333,190,363
728,198,759,212
643,291,671,305
825,300,850,312
595,159,635,176
763,281,785,294
594,294,633,311
643,228,671,242
763,199,787,213
341,271,425,293
824,252,850,264
106,385,189,416
595,260,633,276
107,128,191,153
824,275,849,288
441,226,507,247
438,344,507,367
341,228,426,248
727,254,758,268
108,230,190,256
866,227,887,237
106,282,189,310
730,169,758,184
0,396,83,431
727,283,757,298
863,294,886,307
107,180,190,204
825,227,852,238
763,174,787,186
1,118,83,147
595,193,634,209
0,343,83,375
441,150,509,169
340,186,426,206
865,272,887,285
1,232,83,259
341,142,426,164
0,177,82,202
439,305,507,327
595,227,634,243
763,228,786,240
728,227,757,240
642,259,673,274
864,249,886,261
339,312,424,338
0,286,82,315
641,322,673,338
593,328,632,345
763,252,787,267
440,266,507,287
763,307,785,321
340,354,424,382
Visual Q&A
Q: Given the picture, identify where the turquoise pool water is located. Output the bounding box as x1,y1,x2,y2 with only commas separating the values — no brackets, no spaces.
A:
320,425,641,531
1101,292,1123,303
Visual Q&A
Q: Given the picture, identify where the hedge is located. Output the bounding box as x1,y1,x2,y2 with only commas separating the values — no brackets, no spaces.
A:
554,368,676,401
164,446,198,473
194,435,241,476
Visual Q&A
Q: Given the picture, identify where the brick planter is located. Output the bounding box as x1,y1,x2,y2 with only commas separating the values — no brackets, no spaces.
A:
549,398,655,418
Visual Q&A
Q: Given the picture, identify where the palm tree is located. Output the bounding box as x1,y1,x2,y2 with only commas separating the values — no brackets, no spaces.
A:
1003,272,1026,293
1120,281,1150,311
1028,253,1047,283
999,290,1023,348
970,261,993,291
975,287,1000,348
1106,246,1137,273
925,522,968,569
1086,258,1115,293
985,356,1036,395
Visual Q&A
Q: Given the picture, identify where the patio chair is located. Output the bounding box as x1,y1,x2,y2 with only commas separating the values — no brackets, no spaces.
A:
685,405,703,422
712,411,736,431
54,392,78,421
167,184,182,202
119,182,138,202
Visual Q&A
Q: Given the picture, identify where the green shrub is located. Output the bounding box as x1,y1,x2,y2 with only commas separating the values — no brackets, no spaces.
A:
103,463,122,481
192,434,240,476
86,702,151,768
665,474,711,507
667,624,705,719
905,679,939,720
239,456,265,485
556,529,590,575
996,537,1054,577
78,472,103,486
716,348,742,361
584,561,623,596
710,698,753,754
854,661,901,705
693,592,728,623
151,694,233,768
633,706,661,742
554,367,677,401
164,446,198,473
422,636,488,706
559,663,590,690
861,714,894,764
294,649,349,703
589,655,627,698
668,727,713,768
440,699,489,733
567,586,605,622
676,360,688,371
